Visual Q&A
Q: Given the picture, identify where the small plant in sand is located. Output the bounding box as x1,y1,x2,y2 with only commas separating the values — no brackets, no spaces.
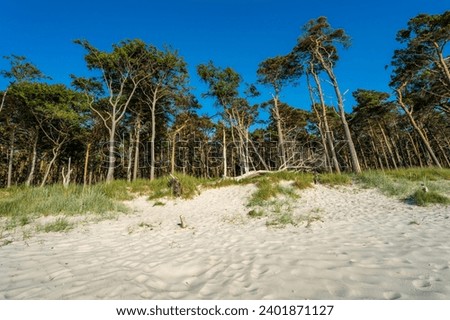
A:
247,178,301,228
39,218,74,233
248,209,265,218
266,211,297,228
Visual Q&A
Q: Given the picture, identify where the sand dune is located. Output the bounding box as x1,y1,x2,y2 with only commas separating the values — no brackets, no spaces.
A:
1,184,449,299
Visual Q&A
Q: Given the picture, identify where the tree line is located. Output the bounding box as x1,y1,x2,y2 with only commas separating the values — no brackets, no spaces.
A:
0,12,449,187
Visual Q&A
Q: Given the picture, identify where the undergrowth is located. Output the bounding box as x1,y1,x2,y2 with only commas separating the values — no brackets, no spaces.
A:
0,168,448,240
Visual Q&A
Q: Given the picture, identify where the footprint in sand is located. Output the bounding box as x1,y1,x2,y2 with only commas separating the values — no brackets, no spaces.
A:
412,279,432,289
429,263,449,271
383,291,402,300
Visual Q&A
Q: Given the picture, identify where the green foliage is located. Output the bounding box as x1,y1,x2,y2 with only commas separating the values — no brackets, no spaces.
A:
409,190,450,206
318,173,353,186
1,55,47,83
247,178,285,207
246,175,301,228
292,175,313,190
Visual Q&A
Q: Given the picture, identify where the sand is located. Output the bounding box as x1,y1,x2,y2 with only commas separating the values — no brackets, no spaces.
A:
1,183,449,299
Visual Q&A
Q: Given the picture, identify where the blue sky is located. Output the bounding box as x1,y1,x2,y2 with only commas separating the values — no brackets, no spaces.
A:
1,0,448,119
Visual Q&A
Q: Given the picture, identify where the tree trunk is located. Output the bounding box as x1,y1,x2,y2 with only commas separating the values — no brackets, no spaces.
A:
309,64,340,173
272,95,287,168
133,117,141,181
26,133,39,187
127,132,133,182
83,143,91,187
106,123,116,182
222,124,227,178
40,146,60,187
322,64,361,173
7,130,15,188
62,157,72,188
407,131,423,168
0,87,8,114
171,134,176,175
150,102,156,180
396,86,442,168
378,124,397,169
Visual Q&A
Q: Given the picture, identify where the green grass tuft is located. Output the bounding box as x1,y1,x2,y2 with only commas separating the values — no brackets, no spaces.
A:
409,190,450,206
247,178,286,207
40,218,73,233
248,209,265,218
317,173,352,186
266,212,296,227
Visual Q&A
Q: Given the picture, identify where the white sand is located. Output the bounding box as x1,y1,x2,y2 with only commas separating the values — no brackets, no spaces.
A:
1,184,449,299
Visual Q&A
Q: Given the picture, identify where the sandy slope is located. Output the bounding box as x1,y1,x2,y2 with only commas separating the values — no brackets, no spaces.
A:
1,184,449,299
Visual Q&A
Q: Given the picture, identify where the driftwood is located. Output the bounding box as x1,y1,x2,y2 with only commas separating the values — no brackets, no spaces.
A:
168,173,183,197
179,215,187,228
232,170,271,181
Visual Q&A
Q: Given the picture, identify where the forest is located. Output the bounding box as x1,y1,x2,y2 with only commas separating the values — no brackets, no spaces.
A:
0,12,449,188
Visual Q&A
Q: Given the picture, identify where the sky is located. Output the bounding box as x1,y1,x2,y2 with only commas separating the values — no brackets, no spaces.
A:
1,0,448,120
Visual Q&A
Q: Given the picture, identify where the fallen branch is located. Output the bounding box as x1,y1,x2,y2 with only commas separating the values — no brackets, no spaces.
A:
232,170,271,181
179,215,187,228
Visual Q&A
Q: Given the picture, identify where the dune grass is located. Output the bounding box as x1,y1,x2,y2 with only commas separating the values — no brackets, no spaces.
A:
409,190,450,206
0,184,127,218
0,184,128,236
1,168,448,240
39,218,74,233
357,168,450,206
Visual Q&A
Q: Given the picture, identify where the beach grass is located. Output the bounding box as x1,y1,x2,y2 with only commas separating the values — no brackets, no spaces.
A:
0,184,127,218
1,168,449,237
357,168,450,205
39,217,74,233
409,190,450,206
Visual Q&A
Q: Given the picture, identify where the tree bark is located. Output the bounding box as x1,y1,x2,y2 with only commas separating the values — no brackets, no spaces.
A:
222,124,227,178
83,143,91,187
26,132,39,187
106,126,116,182
7,130,15,188
133,119,141,181
40,145,61,187
272,95,287,168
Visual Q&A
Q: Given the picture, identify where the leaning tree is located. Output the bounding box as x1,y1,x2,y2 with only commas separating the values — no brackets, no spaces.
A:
390,11,450,168
292,16,361,173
